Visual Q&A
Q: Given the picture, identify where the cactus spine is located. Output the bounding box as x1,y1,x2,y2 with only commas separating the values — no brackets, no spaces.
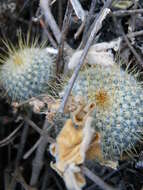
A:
0,37,57,102
71,64,143,161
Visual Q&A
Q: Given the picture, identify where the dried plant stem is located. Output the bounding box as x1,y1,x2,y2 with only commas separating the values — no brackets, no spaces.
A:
131,1,138,32
81,166,118,190
30,120,50,186
24,115,54,186
30,137,48,186
112,8,143,17
40,0,61,44
56,0,72,74
74,19,86,40
127,30,143,38
120,23,143,67
23,138,41,159
8,120,30,190
70,0,85,21
40,19,58,48
0,122,23,147
24,117,43,135
59,0,114,113
24,117,55,143
15,121,29,165
81,0,97,47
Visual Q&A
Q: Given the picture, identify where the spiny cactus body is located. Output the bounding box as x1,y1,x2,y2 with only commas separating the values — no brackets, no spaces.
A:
71,65,143,161
0,41,56,102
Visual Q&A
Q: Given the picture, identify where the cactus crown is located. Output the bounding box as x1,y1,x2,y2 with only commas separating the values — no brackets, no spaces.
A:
0,34,58,102
71,64,143,161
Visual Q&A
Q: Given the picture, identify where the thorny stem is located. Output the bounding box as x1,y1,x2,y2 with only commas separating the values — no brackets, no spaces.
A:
59,0,114,113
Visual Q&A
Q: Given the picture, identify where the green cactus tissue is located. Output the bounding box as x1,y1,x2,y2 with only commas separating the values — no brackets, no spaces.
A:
0,39,57,102
71,64,143,161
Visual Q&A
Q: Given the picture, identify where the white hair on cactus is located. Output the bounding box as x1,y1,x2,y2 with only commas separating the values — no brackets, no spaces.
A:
68,50,83,69
68,49,114,69
45,47,58,54
71,64,143,161
90,37,121,52
87,50,114,66
68,38,121,70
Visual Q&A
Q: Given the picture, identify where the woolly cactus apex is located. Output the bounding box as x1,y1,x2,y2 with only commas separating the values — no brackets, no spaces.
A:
0,38,57,102
71,64,143,161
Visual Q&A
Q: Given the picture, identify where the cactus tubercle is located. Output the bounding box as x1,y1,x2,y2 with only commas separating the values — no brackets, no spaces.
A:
0,36,57,102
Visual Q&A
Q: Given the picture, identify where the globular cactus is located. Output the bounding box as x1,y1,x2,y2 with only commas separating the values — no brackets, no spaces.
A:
71,64,143,161
0,39,57,102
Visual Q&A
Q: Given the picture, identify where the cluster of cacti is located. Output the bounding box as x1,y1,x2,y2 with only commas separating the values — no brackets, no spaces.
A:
0,34,142,163
0,41,57,102
71,64,143,161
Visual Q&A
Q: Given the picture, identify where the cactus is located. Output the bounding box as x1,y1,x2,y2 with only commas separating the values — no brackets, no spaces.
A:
0,38,57,102
71,64,143,161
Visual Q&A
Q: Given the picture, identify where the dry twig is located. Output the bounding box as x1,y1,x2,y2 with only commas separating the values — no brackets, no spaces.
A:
81,166,118,190
24,117,55,143
56,0,72,74
23,138,42,159
70,0,85,21
40,0,61,44
40,19,58,48
127,30,143,38
120,22,143,67
112,8,143,17
59,0,114,113
0,122,23,147
8,120,30,190
30,120,52,186
81,0,97,48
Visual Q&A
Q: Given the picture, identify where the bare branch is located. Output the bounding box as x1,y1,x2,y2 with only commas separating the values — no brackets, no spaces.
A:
127,30,143,38
40,19,58,48
81,0,97,47
56,0,72,74
81,166,118,190
40,0,61,43
23,138,41,159
30,120,54,186
112,8,143,17
59,0,114,113
0,122,23,147
70,0,86,21
120,23,143,67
